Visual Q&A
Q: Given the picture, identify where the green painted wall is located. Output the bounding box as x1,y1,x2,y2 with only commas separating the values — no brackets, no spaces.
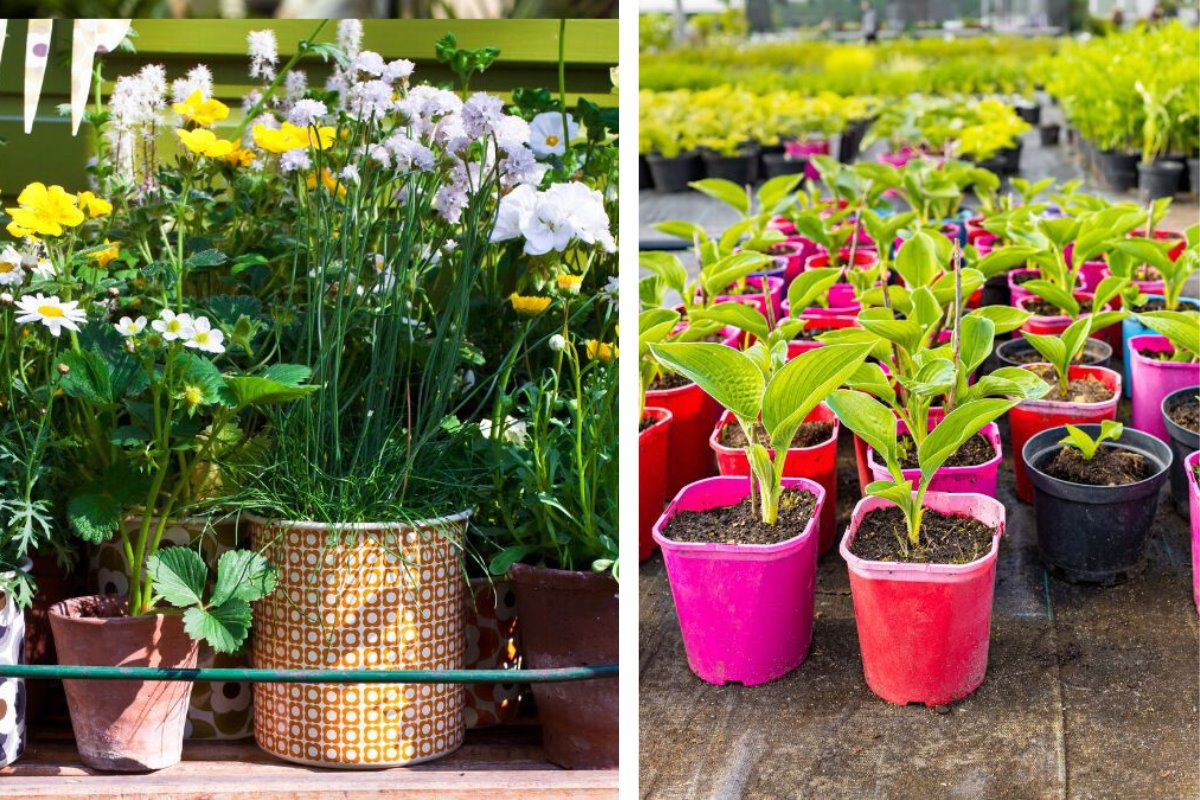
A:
0,19,618,196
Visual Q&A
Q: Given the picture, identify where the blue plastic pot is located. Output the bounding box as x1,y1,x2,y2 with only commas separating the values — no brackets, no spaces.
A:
1122,295,1200,398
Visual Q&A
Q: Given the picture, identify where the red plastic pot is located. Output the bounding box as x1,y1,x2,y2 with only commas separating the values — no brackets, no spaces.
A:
709,405,841,554
966,216,988,241
1131,228,1187,261
866,411,1003,497
786,316,862,359
653,476,825,685
1009,364,1122,503
1128,335,1200,442
972,233,998,255
768,216,797,236
639,408,672,561
842,491,1006,706
1186,450,1200,614
646,381,722,499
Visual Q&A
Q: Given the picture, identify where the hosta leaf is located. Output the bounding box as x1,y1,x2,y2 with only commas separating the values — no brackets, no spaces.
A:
689,178,750,216
827,389,899,467
649,342,764,421
691,303,770,342
761,343,874,452
917,398,1014,483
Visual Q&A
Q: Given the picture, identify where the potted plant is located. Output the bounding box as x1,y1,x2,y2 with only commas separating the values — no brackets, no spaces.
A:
828,390,1016,705
1128,311,1200,442
1023,422,1173,583
641,89,703,193
1162,386,1200,516
1135,80,1184,200
649,342,874,685
639,308,680,560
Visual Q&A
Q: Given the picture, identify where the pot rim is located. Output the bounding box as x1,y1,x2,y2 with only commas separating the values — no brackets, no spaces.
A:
995,336,1112,364
1161,385,1200,442
1126,294,1199,314
1129,334,1199,368
1022,424,1173,499
1015,364,1121,409
47,593,180,627
1017,290,1100,323
652,475,824,557
709,406,839,457
241,508,471,532
840,492,1004,580
1186,451,1200,490
866,419,1002,478
507,560,619,591
640,406,673,432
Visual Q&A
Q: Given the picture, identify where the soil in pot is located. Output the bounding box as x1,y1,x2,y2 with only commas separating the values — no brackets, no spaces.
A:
1130,297,1170,313
1027,365,1114,404
1167,396,1200,432
650,371,690,391
660,488,816,546
895,433,992,470
1136,346,1184,361
1011,270,1038,286
1005,348,1100,366
1044,445,1151,486
1025,297,1094,317
848,506,995,564
719,420,834,450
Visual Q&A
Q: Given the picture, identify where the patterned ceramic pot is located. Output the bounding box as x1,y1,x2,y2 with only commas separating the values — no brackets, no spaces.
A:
250,513,467,768
464,578,522,728
89,516,253,740
0,560,29,768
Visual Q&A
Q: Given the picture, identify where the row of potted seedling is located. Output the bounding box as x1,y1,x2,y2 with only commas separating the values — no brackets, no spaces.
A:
637,176,1200,704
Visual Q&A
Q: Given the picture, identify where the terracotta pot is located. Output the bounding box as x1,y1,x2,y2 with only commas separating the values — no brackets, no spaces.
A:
90,516,253,740
509,563,617,769
49,594,199,771
250,513,467,767
464,578,523,728
0,560,30,768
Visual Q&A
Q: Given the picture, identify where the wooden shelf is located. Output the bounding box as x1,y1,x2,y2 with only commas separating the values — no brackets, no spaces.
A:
2,724,617,799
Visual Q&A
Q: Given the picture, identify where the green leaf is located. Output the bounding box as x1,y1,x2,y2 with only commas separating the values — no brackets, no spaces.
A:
702,252,772,299
909,286,943,333
1060,316,1092,366
845,361,896,406
210,550,278,606
639,251,688,296
147,547,208,608
56,349,114,406
691,304,770,342
649,342,765,421
178,352,229,407
261,364,313,386
66,491,122,544
787,268,841,314
971,246,1038,280
1137,310,1200,359
1113,238,1176,277
689,178,750,216
917,398,1013,483
1020,330,1067,374
761,343,874,452
111,425,151,447
865,478,916,510
756,174,803,214
958,314,996,376
827,389,899,468
183,600,251,654
965,306,1031,335
224,375,318,408
893,230,939,289
654,219,709,244
858,312,924,355
1024,280,1079,317
1059,424,1101,460
489,545,535,576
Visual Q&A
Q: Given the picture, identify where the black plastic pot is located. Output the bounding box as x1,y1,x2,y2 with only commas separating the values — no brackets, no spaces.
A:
998,142,1022,175
701,149,759,185
993,336,1112,371
1138,161,1183,200
757,143,784,176
1024,425,1172,585
838,118,871,163
1039,125,1060,147
645,152,703,195
979,273,1011,309
1099,150,1139,192
1161,386,1200,516
760,152,808,179
639,155,652,190
1173,156,1192,194
1016,105,1041,126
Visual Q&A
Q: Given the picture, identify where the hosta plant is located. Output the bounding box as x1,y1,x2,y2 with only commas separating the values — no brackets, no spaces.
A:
1059,420,1124,461
1111,225,1200,312
1135,310,1200,363
1022,316,1100,397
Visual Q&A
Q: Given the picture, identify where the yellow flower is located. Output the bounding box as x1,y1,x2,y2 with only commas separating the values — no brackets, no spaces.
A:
177,128,236,159
87,239,120,268
306,168,347,198
252,122,336,154
556,274,583,295
509,293,552,316
76,191,112,218
4,183,84,237
225,147,257,167
171,90,230,128
585,339,618,363
6,221,35,240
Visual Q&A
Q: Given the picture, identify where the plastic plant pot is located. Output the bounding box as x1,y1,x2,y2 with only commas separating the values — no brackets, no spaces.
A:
1077,261,1109,293
645,152,703,195
841,491,1005,706
1120,297,1200,398
768,216,797,236
1017,293,1120,350
709,407,840,554
1131,228,1187,262
1129,335,1200,442
786,316,862,359
979,273,1010,308
1186,451,1200,613
1009,364,1122,503
646,380,722,499
866,414,1003,497
766,241,806,287
972,233,998,255
941,221,965,247
701,150,759,185
993,337,1112,372
1008,268,1040,305
966,216,988,241
652,475,825,686
1162,386,1200,517
708,275,785,322
639,408,673,561
1023,424,1172,584
805,249,878,308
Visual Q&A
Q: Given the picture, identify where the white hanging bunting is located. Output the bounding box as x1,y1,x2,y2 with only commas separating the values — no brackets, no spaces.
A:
24,19,53,134
70,20,132,135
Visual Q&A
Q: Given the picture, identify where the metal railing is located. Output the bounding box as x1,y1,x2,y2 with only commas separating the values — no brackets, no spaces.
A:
0,663,618,683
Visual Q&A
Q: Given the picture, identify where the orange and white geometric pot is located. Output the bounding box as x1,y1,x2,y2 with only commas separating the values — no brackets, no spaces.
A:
464,577,522,728
249,513,467,767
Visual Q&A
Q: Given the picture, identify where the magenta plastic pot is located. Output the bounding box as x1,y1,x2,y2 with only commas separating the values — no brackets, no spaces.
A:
767,241,806,287
1129,335,1200,442
1077,261,1109,292
866,412,1002,496
841,492,1005,706
652,476,825,686
1008,268,1040,305
1186,450,1200,613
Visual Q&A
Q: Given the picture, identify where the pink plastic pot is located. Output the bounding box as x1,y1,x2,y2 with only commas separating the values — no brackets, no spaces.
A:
1017,292,1120,349
646,381,722,499
786,316,862,358
841,491,1005,706
867,412,1002,497
710,406,840,554
708,276,784,322
1128,335,1200,442
805,249,878,309
1008,268,1040,305
639,408,672,562
768,216,796,235
1009,364,1122,503
1077,261,1109,292
783,298,862,319
1185,450,1200,613
966,216,988,242
768,241,806,287
972,233,998,256
784,139,830,181
653,476,825,686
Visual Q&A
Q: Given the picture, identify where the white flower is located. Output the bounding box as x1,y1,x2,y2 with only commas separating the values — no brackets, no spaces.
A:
171,65,214,105
462,93,506,139
287,98,328,128
27,255,54,280
340,165,361,184
550,182,616,253
364,143,392,168
185,316,225,354
603,276,619,297
280,149,312,173
491,184,539,243
480,416,528,447
549,334,567,352
500,146,547,188
523,194,576,255
494,115,532,152
0,247,24,287
383,134,434,172
351,51,386,77
247,30,278,81
337,19,363,61
284,70,308,102
347,79,394,120
528,112,579,157
384,59,415,83
14,294,87,337
152,309,194,341
114,315,147,336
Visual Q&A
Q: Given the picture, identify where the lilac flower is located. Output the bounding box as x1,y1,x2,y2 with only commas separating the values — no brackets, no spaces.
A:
284,70,308,102
461,93,506,139
287,98,329,128
351,51,386,78
337,19,363,61
280,150,312,173
383,59,415,84
247,30,278,81
347,79,394,120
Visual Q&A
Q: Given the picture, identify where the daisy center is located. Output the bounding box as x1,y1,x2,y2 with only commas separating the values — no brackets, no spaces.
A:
38,305,64,318
0,263,16,274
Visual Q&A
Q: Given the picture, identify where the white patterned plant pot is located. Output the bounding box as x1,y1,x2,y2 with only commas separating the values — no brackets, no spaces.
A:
250,513,467,768
0,561,29,767
89,517,253,739
464,577,522,728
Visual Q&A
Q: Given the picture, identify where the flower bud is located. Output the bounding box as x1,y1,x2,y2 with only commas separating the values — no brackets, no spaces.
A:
549,334,567,352
57,362,71,375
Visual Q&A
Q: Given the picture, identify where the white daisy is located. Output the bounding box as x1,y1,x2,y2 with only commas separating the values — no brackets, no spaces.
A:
185,316,225,354
0,247,24,287
528,111,579,158
114,315,147,336
152,309,194,342
14,294,87,337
